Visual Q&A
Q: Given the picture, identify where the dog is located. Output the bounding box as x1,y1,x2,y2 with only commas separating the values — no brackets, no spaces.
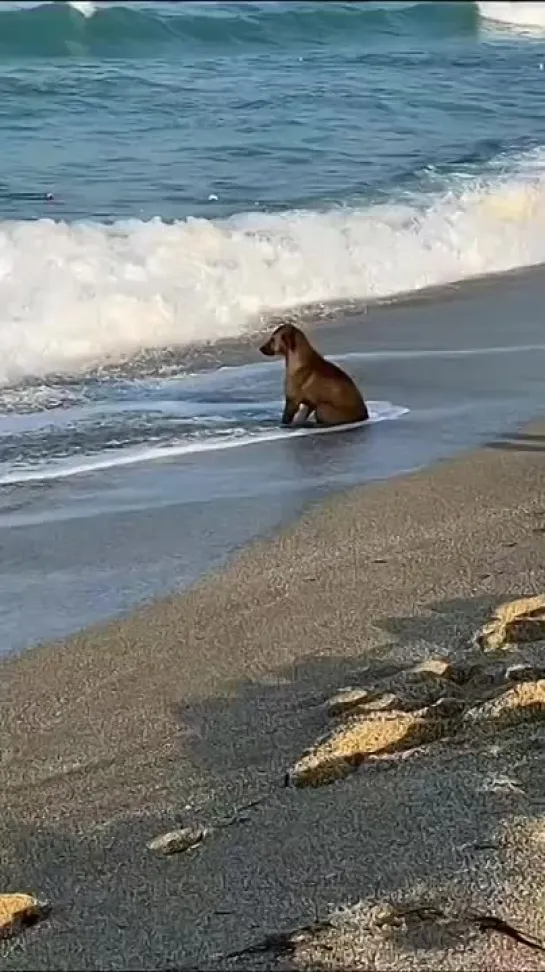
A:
259,323,369,427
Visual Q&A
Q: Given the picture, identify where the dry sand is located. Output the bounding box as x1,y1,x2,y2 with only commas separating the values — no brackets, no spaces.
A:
2,422,545,969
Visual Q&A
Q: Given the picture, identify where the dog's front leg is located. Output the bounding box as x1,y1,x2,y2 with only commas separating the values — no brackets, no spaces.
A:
293,402,313,425
281,397,299,426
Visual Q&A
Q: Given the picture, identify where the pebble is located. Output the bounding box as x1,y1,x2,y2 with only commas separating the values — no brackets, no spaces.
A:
147,826,208,857
325,687,373,717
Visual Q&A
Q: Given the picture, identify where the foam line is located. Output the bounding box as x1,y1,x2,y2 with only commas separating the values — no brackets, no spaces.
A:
0,402,409,486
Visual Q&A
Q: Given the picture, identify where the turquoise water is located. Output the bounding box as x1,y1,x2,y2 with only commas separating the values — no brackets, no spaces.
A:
3,2,545,221
2,0,545,480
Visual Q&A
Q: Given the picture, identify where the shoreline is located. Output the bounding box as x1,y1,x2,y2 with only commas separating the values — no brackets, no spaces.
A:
4,259,545,657
2,422,545,969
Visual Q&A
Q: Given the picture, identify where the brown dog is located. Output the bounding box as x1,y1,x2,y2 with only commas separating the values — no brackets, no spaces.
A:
260,323,369,427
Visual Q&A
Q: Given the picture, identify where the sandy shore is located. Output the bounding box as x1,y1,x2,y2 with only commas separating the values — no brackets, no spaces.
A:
2,422,545,969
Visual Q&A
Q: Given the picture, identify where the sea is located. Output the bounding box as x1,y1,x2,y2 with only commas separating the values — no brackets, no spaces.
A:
3,0,545,652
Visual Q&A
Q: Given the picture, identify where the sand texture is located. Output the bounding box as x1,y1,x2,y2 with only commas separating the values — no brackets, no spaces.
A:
3,424,545,969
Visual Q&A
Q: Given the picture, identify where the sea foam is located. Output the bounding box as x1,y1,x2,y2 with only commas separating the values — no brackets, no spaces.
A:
2,148,545,386
477,2,545,30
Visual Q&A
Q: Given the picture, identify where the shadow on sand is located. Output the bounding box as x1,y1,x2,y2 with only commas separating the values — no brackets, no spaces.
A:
3,592,545,970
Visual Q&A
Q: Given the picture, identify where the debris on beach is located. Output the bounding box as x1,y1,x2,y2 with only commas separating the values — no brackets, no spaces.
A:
0,893,50,940
147,826,208,857
353,899,545,952
147,796,269,857
221,917,334,962
475,594,545,651
219,898,545,968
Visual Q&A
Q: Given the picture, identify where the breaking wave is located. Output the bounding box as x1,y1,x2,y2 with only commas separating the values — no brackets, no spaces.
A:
2,147,545,386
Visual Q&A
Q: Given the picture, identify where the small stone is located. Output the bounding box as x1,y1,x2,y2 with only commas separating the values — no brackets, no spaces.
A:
409,658,455,682
360,692,400,713
0,893,49,939
325,687,374,717
147,826,208,856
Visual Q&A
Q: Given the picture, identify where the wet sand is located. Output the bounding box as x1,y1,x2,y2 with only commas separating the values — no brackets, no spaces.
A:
2,418,545,969
3,263,545,654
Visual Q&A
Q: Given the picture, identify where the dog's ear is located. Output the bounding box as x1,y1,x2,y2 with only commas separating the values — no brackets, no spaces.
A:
284,325,297,353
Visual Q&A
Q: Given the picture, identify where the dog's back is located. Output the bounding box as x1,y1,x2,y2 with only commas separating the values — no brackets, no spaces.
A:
286,329,368,424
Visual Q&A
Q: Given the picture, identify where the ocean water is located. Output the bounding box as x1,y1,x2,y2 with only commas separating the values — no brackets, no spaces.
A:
3,0,545,652
1,0,545,484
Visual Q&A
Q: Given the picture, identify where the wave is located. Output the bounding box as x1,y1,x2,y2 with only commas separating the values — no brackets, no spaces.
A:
2,147,545,387
0,2,477,60
477,2,545,29
67,1,96,18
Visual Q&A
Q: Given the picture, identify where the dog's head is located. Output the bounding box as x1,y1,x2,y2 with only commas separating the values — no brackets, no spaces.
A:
259,323,300,357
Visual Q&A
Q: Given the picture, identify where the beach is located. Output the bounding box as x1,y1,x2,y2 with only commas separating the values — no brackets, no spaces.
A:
3,411,545,969
3,2,545,967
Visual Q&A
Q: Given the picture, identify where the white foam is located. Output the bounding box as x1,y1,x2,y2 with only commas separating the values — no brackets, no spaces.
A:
0,401,409,486
477,2,545,29
4,148,545,386
66,0,96,18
